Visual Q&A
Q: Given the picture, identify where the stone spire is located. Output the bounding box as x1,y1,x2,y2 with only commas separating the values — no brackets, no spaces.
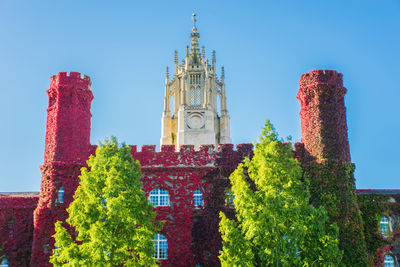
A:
160,14,231,149
190,13,200,54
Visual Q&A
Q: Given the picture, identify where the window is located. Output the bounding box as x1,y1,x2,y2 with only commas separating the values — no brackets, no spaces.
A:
153,233,168,259
194,189,203,206
190,87,202,106
0,259,8,267
8,219,14,238
54,246,60,257
226,190,235,206
190,74,200,85
195,87,201,105
190,87,195,105
149,189,169,207
380,216,390,234
384,255,394,267
58,185,64,203
189,74,201,106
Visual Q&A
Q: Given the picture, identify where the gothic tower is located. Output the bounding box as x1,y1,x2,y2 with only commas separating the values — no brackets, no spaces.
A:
161,15,231,149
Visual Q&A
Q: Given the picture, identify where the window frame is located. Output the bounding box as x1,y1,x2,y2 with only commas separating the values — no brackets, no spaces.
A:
380,216,390,235
226,189,235,206
193,189,203,207
149,189,170,207
0,258,8,267
153,233,168,260
58,185,65,204
384,254,395,267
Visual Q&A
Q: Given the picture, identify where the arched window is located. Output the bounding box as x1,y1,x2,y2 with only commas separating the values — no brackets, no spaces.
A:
193,189,203,206
380,216,390,234
216,94,221,116
153,233,168,259
58,185,64,203
195,87,201,105
190,87,195,105
149,189,169,207
0,258,8,267
169,95,174,118
384,255,395,267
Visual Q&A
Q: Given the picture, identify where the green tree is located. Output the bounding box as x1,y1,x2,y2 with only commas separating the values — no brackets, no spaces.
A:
50,137,160,266
219,120,342,266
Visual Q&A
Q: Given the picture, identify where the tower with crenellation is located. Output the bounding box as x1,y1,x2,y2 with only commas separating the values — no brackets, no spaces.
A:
161,14,231,150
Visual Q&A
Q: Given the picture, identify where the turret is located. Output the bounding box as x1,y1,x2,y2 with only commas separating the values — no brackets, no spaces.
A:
297,69,350,162
44,72,94,163
31,72,94,266
297,70,368,265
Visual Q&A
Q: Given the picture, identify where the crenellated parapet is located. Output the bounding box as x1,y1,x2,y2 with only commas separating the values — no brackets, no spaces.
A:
49,71,91,90
299,69,343,89
44,72,94,164
81,143,253,169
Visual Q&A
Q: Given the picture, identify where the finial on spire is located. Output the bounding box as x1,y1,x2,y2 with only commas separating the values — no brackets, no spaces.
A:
190,13,200,55
192,13,197,29
202,46,205,60
221,66,225,80
166,67,169,80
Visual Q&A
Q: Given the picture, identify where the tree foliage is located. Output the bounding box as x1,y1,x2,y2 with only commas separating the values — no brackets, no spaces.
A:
50,137,160,266
219,120,343,266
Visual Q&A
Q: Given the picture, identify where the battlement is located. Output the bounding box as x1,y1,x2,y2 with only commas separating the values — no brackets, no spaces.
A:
90,143,253,168
50,71,91,90
299,69,343,89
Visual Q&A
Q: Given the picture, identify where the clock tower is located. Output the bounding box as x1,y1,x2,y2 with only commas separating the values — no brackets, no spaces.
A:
161,15,231,149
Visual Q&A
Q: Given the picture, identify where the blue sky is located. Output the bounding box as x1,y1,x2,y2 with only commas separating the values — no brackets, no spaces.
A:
0,1,399,192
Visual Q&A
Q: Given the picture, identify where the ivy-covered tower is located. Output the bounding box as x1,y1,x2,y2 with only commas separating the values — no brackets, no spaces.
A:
160,14,231,149
31,72,93,266
297,69,368,265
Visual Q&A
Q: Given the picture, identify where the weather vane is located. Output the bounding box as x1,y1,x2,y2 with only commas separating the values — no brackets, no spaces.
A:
192,13,197,28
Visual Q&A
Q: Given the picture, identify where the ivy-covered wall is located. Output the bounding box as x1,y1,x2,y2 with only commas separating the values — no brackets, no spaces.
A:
0,70,398,266
30,72,94,266
131,143,252,266
0,196,38,266
358,192,400,266
297,69,368,265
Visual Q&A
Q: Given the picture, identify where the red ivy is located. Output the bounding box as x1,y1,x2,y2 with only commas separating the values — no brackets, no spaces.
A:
0,196,38,267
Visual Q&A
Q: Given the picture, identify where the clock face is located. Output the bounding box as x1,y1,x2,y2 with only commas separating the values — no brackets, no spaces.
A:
186,112,205,129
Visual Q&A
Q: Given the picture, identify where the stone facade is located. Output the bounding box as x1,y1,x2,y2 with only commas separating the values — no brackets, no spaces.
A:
161,25,230,150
